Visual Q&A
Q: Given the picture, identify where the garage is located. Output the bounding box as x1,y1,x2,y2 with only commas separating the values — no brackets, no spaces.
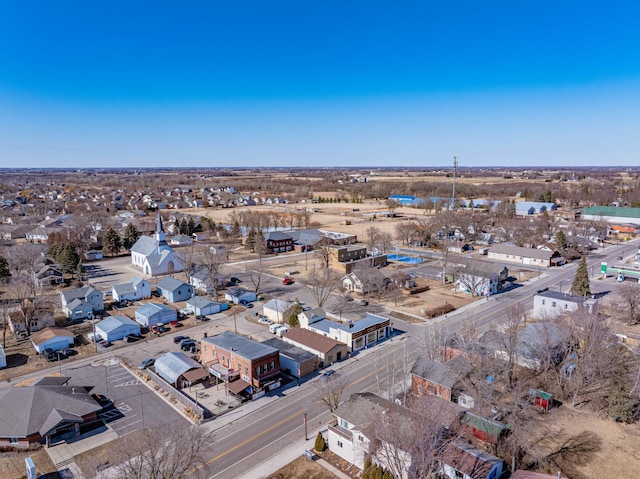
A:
95,315,141,342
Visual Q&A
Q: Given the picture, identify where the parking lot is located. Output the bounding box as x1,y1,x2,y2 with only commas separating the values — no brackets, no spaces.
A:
62,358,187,437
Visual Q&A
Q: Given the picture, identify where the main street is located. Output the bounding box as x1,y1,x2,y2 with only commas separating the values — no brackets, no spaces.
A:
193,240,638,478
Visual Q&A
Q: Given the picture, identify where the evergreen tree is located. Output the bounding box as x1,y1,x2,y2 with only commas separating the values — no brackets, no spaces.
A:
186,217,196,236
180,218,188,235
103,227,122,256
608,373,634,423
75,261,84,281
231,221,241,238
314,431,326,452
288,302,303,327
570,255,591,296
58,243,80,274
245,229,256,251
122,223,140,250
0,255,11,282
555,230,568,250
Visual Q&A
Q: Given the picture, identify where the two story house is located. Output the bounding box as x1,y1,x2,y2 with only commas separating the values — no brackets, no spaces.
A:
60,286,104,320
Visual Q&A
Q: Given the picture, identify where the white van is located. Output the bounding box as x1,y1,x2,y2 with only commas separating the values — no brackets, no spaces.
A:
269,323,281,334
285,270,299,276
275,326,290,337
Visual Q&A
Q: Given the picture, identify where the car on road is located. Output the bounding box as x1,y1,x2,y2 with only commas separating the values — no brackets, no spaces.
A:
282,277,294,285
321,369,336,379
173,335,190,344
138,358,155,370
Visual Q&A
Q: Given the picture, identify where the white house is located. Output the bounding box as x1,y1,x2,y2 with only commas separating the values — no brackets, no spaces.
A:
130,212,183,276
60,286,104,320
189,265,223,294
134,303,177,328
455,270,499,297
533,290,598,318
112,277,151,302
95,316,141,342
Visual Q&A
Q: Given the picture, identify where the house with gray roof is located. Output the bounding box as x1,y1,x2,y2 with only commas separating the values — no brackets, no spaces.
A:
112,277,151,302
157,277,194,303
30,327,75,354
0,377,102,447
264,231,293,253
411,355,475,409
533,290,598,318
225,287,257,305
281,326,348,367
60,286,104,319
135,303,177,328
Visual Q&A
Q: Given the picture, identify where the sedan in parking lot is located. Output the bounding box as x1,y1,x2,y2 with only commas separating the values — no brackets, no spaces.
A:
138,358,155,370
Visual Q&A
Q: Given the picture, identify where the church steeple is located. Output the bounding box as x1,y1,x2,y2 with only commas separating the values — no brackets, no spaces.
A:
156,210,167,248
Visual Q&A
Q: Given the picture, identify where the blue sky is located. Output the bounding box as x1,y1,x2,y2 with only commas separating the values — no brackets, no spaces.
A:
1,1,639,168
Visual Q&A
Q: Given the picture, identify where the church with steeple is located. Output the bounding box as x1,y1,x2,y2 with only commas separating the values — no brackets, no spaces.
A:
130,211,183,276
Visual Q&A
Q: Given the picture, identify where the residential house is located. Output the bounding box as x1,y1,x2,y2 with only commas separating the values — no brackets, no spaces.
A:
184,297,227,316
189,265,222,294
60,286,104,320
262,299,294,325
8,300,55,334
439,440,504,479
225,287,257,305
154,352,209,388
112,277,151,302
30,327,75,354
488,244,564,267
134,303,177,328
25,226,64,243
264,231,293,254
515,201,557,216
301,311,391,353
0,377,102,447
533,290,598,318
479,322,569,370
83,250,104,261
95,315,141,343
411,355,475,409
328,245,388,274
33,264,64,288
169,234,193,246
281,326,348,367
200,331,280,400
262,337,318,378
0,345,6,369
157,277,194,303
130,211,183,276
342,269,387,295
455,267,504,297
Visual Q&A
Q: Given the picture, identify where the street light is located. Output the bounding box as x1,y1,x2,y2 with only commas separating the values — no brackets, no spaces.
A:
304,412,308,441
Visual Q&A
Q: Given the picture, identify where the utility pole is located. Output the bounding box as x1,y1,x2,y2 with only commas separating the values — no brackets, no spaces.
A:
304,412,308,441
451,155,458,211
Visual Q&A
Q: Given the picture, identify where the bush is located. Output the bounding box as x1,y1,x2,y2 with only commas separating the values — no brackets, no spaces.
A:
314,431,326,452
423,303,455,318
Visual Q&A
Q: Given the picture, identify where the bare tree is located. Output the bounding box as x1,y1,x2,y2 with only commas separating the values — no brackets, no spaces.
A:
314,374,348,413
83,422,215,479
306,267,341,307
414,323,450,362
246,265,267,295
617,282,640,325
366,226,381,252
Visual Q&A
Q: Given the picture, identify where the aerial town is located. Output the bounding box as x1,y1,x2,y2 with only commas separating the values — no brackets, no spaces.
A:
0,166,639,479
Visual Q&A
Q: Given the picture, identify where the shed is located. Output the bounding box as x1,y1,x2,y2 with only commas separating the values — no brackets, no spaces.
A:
95,315,141,342
185,297,228,316
461,412,508,445
135,303,177,328
530,389,553,412
154,352,207,387
262,337,318,378
30,328,75,354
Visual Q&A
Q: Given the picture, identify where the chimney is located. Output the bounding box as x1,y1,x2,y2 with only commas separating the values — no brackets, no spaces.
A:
72,388,75,395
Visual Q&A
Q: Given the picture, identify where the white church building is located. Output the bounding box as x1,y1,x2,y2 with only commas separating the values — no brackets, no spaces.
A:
131,212,183,276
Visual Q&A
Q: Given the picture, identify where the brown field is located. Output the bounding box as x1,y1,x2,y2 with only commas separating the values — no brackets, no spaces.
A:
267,455,339,479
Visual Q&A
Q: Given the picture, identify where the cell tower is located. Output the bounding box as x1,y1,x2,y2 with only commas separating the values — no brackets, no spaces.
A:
451,155,458,210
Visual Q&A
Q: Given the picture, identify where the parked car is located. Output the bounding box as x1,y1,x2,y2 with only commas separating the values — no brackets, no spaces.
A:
240,300,254,308
321,369,336,379
124,333,143,342
150,324,166,334
360,300,368,306
230,276,241,283
180,338,197,351
45,351,60,362
173,335,190,344
282,277,294,285
59,347,77,356
258,316,272,325
138,358,155,370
